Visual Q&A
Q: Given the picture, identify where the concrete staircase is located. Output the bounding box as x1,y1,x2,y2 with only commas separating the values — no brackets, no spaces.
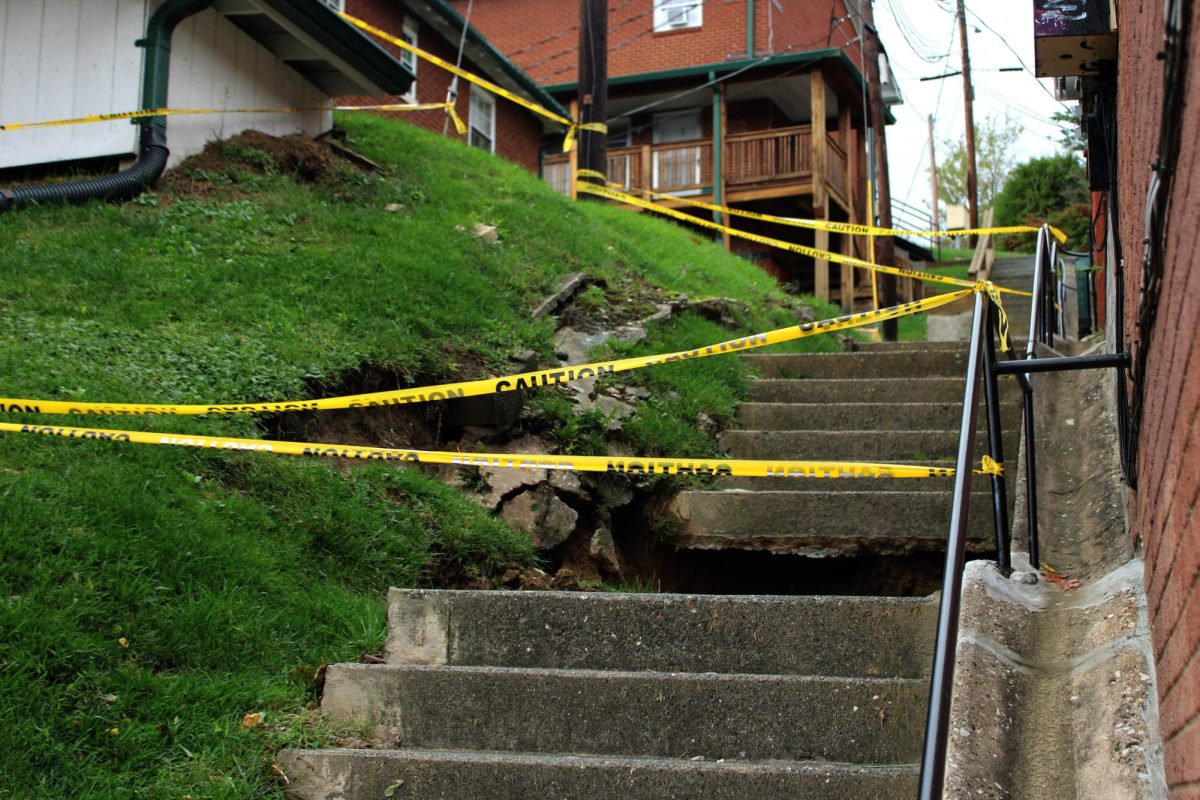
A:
989,255,1038,348
668,342,1020,557
278,339,1023,799
278,589,936,799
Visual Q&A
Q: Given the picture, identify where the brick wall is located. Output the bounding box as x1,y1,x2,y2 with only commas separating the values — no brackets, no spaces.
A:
343,0,545,173
1115,2,1200,795
448,0,861,86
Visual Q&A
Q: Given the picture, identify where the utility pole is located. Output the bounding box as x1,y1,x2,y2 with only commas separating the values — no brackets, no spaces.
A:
956,0,978,244
860,0,898,339
576,0,607,197
928,114,940,257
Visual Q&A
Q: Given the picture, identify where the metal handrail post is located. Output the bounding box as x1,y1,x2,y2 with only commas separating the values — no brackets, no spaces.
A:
1022,382,1041,567
980,300,1011,572
1020,225,1050,567
1028,227,1047,354
917,291,987,800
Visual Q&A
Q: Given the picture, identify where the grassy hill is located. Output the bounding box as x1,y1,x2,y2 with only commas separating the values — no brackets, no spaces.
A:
0,114,841,797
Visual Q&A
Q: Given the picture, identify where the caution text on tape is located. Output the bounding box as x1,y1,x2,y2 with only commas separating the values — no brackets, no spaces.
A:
578,181,1030,300
0,289,974,417
0,421,964,480
626,186,1068,244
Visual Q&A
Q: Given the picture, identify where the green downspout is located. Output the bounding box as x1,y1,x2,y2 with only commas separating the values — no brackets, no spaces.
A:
747,0,755,58
138,0,217,137
711,70,723,229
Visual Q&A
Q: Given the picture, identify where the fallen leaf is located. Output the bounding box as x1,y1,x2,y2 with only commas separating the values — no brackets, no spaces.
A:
109,727,119,736
241,712,262,729
385,778,405,797
117,637,129,648
100,694,118,704
1041,563,1081,590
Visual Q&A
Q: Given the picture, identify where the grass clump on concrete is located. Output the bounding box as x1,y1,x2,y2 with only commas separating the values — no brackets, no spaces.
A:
0,113,839,797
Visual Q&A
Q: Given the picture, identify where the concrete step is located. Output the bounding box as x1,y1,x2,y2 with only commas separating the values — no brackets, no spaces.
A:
738,402,962,431
318,663,927,764
747,377,1021,404
277,748,920,800
720,429,1019,462
384,589,935,679
669,490,998,555
851,340,966,352
744,350,969,379
736,402,1020,432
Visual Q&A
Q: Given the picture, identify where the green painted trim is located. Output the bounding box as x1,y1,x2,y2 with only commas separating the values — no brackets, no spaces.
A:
545,49,842,91
255,0,414,95
420,0,570,119
746,0,755,59
545,47,898,124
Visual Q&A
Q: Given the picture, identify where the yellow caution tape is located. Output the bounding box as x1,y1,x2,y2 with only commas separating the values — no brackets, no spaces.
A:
626,186,1068,244
1,102,465,135
0,105,333,132
575,168,610,183
562,121,609,153
0,420,969,479
0,289,973,417
578,181,1032,298
975,455,1005,476
338,12,574,131
337,103,466,136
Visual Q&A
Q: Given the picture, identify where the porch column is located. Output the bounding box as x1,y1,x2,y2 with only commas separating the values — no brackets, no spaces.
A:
811,67,830,302
838,101,854,310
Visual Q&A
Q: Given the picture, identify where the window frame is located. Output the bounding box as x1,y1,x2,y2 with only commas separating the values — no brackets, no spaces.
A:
652,0,703,32
468,87,496,154
399,16,418,102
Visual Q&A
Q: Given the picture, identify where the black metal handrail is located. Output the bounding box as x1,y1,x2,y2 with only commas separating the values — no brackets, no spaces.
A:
917,290,987,799
918,224,1131,799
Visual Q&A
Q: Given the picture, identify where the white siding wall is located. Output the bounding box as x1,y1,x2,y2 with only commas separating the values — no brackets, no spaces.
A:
162,5,332,167
0,1,333,171
0,0,145,169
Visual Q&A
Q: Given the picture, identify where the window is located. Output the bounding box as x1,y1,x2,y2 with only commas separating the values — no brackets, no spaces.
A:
400,17,418,102
653,0,702,31
469,88,496,153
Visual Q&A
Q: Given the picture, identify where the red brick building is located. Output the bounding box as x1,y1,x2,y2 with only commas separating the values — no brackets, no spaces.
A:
451,0,906,308
1052,0,1200,793
341,0,568,173
1113,3,1200,794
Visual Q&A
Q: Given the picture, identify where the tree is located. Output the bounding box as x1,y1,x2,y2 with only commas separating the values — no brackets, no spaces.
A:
1052,108,1086,156
934,114,1021,222
993,153,1090,250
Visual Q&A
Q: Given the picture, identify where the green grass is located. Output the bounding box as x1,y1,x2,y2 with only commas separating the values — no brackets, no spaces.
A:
0,113,844,797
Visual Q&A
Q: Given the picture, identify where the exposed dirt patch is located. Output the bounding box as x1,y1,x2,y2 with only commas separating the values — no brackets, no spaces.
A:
159,130,345,200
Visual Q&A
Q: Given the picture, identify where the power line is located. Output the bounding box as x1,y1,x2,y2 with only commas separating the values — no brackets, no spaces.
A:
961,3,1070,111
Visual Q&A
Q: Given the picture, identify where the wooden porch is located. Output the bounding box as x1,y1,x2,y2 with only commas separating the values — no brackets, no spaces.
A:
544,124,853,213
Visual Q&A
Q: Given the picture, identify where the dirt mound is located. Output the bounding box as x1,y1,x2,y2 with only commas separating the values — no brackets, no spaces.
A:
160,130,342,197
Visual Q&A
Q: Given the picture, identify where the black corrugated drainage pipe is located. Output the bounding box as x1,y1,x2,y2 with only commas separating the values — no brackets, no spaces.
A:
0,0,214,213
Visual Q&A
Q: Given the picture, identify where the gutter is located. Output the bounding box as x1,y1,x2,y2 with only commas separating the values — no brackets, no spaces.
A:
0,0,214,213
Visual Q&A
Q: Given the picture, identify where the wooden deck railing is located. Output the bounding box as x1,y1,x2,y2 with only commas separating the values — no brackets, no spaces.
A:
725,126,813,186
544,124,846,199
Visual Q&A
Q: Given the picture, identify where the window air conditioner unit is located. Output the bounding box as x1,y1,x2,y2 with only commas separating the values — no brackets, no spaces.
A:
666,8,689,28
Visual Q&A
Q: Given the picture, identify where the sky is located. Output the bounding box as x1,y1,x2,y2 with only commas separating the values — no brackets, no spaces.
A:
871,0,1072,222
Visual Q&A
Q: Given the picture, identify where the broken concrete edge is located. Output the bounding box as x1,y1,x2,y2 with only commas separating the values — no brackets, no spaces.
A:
943,558,1167,799
531,272,592,320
